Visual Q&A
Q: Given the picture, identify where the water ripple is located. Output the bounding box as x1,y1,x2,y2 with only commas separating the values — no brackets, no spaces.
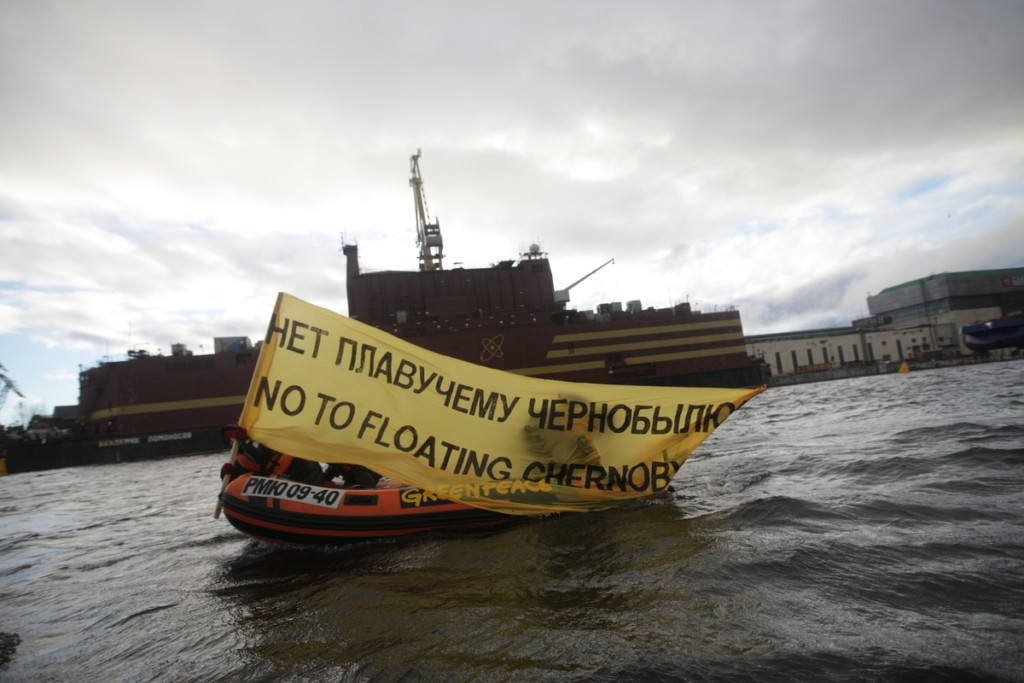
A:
1,361,1022,681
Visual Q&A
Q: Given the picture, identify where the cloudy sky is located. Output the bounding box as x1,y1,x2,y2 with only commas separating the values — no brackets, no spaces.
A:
1,0,1023,423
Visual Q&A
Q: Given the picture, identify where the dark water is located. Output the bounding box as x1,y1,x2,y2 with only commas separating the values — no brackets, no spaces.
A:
2,361,1023,682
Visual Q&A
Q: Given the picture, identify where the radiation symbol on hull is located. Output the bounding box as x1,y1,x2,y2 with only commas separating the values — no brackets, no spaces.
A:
480,334,505,362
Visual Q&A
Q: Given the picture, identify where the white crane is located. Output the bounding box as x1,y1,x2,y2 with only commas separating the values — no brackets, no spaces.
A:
410,149,444,272
554,258,616,305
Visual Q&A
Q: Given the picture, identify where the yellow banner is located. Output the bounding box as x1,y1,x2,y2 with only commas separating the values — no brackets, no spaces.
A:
239,293,765,514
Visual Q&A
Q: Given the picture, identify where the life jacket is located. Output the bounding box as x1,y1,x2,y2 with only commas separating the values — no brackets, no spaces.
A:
233,439,294,477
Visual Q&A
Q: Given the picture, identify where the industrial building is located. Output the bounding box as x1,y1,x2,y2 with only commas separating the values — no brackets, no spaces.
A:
746,267,1024,379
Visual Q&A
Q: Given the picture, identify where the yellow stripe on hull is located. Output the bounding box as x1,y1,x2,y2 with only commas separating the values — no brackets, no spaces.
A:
510,344,750,377
546,332,744,359
87,395,247,421
551,319,739,344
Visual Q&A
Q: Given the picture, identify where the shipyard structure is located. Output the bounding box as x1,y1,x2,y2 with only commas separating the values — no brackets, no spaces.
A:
746,267,1024,383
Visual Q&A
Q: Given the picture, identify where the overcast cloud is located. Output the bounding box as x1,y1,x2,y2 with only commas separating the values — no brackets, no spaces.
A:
1,0,1022,420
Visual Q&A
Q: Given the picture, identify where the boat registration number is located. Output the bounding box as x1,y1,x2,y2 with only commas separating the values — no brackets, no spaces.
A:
241,476,343,509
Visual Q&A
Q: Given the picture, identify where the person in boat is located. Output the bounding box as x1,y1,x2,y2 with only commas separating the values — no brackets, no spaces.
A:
323,462,380,488
220,424,325,485
220,424,380,488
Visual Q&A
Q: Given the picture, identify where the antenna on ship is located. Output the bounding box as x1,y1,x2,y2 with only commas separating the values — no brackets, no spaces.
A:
410,149,444,271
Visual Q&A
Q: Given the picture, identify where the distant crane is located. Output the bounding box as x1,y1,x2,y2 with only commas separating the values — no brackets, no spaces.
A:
554,258,616,305
0,362,25,415
410,149,444,272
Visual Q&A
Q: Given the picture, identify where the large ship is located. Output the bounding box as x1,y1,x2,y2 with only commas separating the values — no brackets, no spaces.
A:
344,151,767,389
2,338,257,473
75,338,257,436
1,151,765,474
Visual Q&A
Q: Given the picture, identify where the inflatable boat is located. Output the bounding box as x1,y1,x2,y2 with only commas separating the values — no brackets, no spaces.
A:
219,473,513,545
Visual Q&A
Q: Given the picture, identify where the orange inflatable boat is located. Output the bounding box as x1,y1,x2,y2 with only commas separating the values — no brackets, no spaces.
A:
219,473,513,545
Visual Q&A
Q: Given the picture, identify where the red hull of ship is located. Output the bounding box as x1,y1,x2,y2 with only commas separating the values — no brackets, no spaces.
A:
344,244,765,388
77,348,257,437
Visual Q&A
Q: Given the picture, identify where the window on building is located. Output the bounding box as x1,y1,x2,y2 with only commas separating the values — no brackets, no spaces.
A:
883,299,951,323
790,350,798,373
775,352,782,375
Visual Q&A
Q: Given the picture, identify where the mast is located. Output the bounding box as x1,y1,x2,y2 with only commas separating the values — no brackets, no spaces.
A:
410,149,444,271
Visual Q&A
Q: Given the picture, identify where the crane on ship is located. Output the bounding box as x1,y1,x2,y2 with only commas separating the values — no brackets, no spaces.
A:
410,149,444,271
0,362,25,416
554,257,616,304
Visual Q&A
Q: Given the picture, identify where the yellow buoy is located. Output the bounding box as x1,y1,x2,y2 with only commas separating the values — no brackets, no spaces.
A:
899,361,910,373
